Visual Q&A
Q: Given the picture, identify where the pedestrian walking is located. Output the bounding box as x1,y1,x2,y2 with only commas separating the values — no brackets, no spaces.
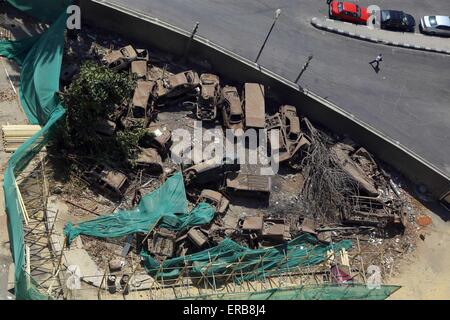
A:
369,53,383,69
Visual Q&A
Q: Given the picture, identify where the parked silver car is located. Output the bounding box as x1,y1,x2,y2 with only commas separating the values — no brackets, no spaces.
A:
419,15,450,37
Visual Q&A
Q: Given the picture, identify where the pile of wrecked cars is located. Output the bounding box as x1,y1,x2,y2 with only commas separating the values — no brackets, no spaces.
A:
75,43,410,267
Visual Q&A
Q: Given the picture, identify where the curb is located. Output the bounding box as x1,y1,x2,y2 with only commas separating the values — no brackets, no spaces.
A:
311,17,450,56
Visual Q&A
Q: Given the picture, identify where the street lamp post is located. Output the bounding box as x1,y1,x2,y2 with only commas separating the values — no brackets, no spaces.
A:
254,8,281,64
295,54,313,83
183,21,200,60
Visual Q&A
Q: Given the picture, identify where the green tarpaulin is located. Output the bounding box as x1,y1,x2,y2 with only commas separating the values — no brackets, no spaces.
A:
7,0,72,23
1,2,68,299
64,172,216,243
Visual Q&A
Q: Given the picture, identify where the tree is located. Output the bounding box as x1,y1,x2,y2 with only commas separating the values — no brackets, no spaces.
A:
56,61,136,163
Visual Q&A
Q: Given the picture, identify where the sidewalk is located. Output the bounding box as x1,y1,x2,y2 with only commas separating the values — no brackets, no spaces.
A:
311,17,450,55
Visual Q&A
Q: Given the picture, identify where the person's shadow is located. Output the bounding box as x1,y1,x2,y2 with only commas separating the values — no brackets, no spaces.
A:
369,62,380,73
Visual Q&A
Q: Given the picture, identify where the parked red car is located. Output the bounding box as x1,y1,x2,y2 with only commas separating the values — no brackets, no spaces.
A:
329,1,369,25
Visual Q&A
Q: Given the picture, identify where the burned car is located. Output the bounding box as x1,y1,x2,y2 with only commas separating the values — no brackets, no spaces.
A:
332,143,379,197
135,147,163,173
265,106,312,163
239,216,264,239
102,45,138,71
198,189,229,215
243,83,265,129
84,165,128,197
140,124,172,156
280,105,301,142
225,172,272,198
220,85,244,130
343,196,407,228
131,60,148,79
196,73,220,121
148,228,176,261
183,157,240,185
262,218,291,243
131,80,153,118
150,70,200,103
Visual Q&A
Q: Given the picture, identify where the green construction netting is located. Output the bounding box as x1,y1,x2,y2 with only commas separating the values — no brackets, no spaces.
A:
141,234,352,284
6,0,72,23
0,12,67,124
64,172,216,243
1,3,68,299
179,284,401,300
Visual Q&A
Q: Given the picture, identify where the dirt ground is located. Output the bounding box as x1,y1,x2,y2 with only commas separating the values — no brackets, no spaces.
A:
388,209,450,300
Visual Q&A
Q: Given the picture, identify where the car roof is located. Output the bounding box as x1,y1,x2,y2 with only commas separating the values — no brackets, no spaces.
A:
342,2,357,13
434,15,450,26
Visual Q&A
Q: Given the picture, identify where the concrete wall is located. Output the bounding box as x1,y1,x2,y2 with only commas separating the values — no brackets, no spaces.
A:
80,0,450,200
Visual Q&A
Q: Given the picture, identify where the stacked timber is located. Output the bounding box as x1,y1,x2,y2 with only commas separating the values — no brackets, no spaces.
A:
1,124,42,152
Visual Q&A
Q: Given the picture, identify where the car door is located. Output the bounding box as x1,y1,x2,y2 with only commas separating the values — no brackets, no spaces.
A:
436,25,450,36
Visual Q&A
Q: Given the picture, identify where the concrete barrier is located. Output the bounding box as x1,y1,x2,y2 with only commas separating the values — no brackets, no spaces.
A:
80,0,450,200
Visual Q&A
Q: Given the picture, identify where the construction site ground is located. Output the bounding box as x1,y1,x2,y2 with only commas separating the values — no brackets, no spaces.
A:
1,6,449,300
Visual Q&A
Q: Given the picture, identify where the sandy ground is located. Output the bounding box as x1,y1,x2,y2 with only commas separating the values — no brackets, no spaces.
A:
388,209,450,300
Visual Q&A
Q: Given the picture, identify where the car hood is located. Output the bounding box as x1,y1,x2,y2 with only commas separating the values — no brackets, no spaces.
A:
405,14,416,27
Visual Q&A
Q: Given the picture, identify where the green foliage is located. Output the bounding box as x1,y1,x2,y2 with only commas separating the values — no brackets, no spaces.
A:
116,125,147,164
58,61,135,158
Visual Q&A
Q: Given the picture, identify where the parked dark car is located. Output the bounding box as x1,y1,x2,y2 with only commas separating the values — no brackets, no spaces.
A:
380,10,415,32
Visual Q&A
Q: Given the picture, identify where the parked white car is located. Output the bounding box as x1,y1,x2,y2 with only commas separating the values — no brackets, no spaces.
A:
419,15,450,37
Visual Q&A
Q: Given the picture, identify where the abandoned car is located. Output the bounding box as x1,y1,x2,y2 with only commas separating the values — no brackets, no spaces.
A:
135,147,163,173
140,124,172,156
220,85,244,130
131,80,153,118
148,228,176,261
262,218,291,243
183,157,240,185
102,45,138,71
84,165,128,197
150,70,201,102
131,60,148,79
198,189,230,215
196,73,220,121
243,83,266,129
332,143,379,197
343,195,407,228
265,106,312,163
225,172,272,197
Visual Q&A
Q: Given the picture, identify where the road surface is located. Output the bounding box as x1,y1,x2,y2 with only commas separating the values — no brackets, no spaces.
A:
106,0,450,177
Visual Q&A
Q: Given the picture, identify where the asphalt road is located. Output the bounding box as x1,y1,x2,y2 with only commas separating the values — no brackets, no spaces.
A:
106,0,450,177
